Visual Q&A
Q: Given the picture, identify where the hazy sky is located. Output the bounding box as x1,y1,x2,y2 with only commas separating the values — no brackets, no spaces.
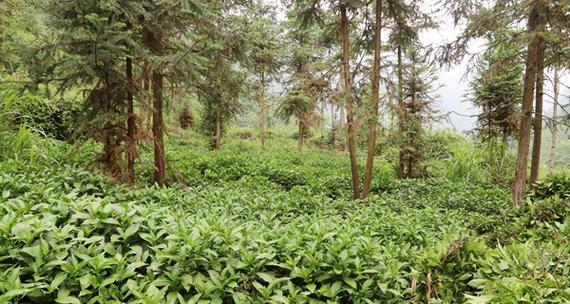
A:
411,2,568,131
420,12,481,131
268,0,569,132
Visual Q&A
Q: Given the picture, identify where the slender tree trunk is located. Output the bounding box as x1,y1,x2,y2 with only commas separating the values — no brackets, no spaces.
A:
397,44,406,178
362,0,383,199
530,36,546,185
340,3,361,200
152,70,166,186
339,105,346,152
409,64,418,178
215,108,222,150
298,119,304,151
259,66,266,149
147,73,153,130
513,0,544,205
321,101,326,132
331,102,335,126
101,81,119,176
140,64,149,120
267,109,272,134
140,71,146,116
126,56,137,184
330,103,336,147
548,67,560,174
340,106,345,129
169,82,175,125
338,67,346,131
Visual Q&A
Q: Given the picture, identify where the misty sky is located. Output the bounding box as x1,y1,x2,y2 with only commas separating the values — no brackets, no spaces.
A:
268,0,569,132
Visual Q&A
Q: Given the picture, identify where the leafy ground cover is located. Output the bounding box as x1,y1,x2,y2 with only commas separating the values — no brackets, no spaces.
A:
0,135,568,303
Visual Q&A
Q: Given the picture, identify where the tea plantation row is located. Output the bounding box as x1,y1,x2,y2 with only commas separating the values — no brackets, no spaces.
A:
0,140,569,303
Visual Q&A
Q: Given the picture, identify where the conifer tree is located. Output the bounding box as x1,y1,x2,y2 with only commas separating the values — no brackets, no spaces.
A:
193,2,249,150
248,4,282,149
513,0,546,204
197,59,246,150
33,0,140,177
292,0,368,199
439,0,570,204
383,0,435,179
138,0,208,184
469,31,522,144
361,0,383,198
399,47,438,178
279,11,325,151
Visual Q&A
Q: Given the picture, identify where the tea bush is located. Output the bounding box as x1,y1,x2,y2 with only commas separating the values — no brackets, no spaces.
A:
529,173,570,201
0,88,79,140
0,134,568,303
0,165,469,303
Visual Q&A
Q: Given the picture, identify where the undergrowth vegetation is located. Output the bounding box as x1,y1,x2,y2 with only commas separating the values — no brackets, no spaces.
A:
1,0,569,301
0,128,568,303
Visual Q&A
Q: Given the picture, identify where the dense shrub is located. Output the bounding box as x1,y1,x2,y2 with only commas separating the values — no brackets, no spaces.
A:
424,130,467,161
0,88,78,140
1,132,568,303
308,134,329,149
290,129,313,141
0,165,466,303
2,160,568,303
529,173,570,201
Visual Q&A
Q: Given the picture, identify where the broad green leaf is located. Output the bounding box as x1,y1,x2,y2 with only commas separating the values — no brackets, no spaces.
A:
55,296,81,304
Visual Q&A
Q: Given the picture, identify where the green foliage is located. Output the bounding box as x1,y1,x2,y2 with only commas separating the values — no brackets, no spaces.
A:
2,0,569,300
0,0,47,73
277,88,314,123
397,47,439,178
196,58,247,142
469,30,523,142
438,137,518,188
529,173,570,201
431,141,494,184
0,163,466,303
424,130,467,161
465,240,570,303
247,9,282,78
0,86,79,140
0,90,82,165
0,131,568,303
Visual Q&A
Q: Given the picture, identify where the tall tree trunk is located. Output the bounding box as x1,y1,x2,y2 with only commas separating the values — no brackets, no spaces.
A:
140,63,149,120
340,106,345,129
331,102,335,126
548,67,560,175
397,44,406,178
101,81,119,176
530,36,546,185
338,67,345,131
331,103,336,147
126,56,137,184
259,66,266,149
298,119,304,151
169,82,176,125
320,101,325,136
152,70,166,186
215,108,222,150
147,73,153,130
408,62,418,178
340,3,361,200
513,0,544,205
362,0,383,199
